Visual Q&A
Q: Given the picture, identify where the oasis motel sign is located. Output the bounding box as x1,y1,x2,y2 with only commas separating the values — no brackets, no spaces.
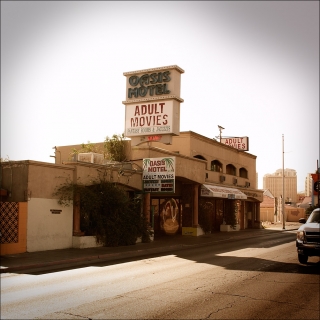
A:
123,65,184,192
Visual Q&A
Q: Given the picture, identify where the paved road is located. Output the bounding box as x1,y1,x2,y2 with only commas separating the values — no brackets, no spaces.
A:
1,230,319,319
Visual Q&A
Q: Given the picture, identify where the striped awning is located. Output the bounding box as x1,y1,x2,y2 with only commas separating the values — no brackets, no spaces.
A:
201,184,247,200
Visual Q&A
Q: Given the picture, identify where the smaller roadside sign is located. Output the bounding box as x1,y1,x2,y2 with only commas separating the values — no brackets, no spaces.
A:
142,157,175,193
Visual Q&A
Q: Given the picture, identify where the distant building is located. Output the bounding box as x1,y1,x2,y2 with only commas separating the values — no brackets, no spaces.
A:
260,189,276,223
305,173,313,197
263,168,297,203
260,189,304,223
298,196,312,209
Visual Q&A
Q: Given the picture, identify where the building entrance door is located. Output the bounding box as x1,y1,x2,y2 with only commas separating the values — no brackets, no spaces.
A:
151,197,181,236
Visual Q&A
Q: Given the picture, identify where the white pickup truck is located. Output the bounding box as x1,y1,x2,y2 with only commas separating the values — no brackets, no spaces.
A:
296,208,320,264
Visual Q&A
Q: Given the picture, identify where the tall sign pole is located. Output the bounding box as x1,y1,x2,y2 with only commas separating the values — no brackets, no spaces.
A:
282,134,285,230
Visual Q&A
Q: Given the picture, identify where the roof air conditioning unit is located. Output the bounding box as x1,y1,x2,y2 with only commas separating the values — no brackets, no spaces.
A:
78,153,104,164
122,163,132,170
245,182,250,187
220,176,225,182
233,178,237,184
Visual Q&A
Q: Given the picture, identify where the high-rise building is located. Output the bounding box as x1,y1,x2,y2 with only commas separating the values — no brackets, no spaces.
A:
305,173,313,197
263,168,297,203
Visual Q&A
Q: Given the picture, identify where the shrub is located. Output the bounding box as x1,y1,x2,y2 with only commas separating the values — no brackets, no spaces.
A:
54,178,150,246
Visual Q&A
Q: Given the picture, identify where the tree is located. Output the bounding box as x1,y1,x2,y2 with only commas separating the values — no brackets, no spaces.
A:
53,175,151,246
69,133,128,162
104,133,128,162
70,142,107,159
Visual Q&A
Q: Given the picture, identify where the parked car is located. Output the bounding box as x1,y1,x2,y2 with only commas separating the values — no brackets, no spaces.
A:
296,208,320,264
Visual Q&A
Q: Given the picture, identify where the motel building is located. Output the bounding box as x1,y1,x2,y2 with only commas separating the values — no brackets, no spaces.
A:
0,66,263,255
120,65,263,237
57,131,263,239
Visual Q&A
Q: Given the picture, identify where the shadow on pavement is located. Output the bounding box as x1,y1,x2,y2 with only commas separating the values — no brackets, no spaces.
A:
12,229,319,276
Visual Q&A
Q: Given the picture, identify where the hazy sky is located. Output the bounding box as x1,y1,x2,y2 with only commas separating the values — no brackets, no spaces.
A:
1,1,319,191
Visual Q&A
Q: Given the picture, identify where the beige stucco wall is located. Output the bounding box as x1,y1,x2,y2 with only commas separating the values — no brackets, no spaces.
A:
131,146,206,184
285,207,305,222
54,142,106,164
0,161,74,202
1,161,29,202
1,162,75,252
54,131,261,198
260,206,305,222
157,131,257,189
1,160,143,253
28,162,74,199
27,198,73,252
62,161,143,191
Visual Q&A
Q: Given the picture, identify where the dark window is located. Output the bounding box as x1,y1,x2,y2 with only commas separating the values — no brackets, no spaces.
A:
226,164,236,176
193,155,206,160
211,160,222,172
239,167,248,178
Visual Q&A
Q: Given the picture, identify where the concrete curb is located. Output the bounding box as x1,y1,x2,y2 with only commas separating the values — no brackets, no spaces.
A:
0,227,299,273
0,244,187,273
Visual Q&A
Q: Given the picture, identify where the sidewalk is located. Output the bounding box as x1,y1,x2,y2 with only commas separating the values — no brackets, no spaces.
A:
0,222,300,274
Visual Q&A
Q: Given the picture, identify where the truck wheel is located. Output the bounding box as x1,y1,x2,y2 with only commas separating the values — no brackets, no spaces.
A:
298,254,308,264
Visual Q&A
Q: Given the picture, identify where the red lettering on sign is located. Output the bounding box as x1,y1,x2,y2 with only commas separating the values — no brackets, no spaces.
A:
148,135,162,141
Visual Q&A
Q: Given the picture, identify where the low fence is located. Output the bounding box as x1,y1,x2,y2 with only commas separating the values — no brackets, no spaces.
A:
260,207,305,223
0,202,27,255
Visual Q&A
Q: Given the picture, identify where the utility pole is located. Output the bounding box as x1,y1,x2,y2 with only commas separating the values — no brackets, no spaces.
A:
282,134,285,230
312,160,320,207
218,125,225,143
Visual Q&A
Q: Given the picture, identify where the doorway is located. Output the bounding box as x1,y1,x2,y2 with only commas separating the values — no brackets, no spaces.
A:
151,197,182,236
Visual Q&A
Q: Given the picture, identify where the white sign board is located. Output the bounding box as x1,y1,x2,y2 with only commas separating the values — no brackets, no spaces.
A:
221,137,249,151
125,100,180,137
123,65,183,143
143,157,175,193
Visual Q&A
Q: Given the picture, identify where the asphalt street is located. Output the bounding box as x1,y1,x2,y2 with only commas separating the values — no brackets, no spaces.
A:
1,224,319,320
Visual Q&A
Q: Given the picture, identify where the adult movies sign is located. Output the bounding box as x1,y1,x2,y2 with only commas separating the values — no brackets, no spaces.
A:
221,137,249,151
143,157,175,193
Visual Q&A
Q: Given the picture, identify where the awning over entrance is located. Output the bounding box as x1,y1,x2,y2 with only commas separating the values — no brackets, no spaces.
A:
201,184,247,200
